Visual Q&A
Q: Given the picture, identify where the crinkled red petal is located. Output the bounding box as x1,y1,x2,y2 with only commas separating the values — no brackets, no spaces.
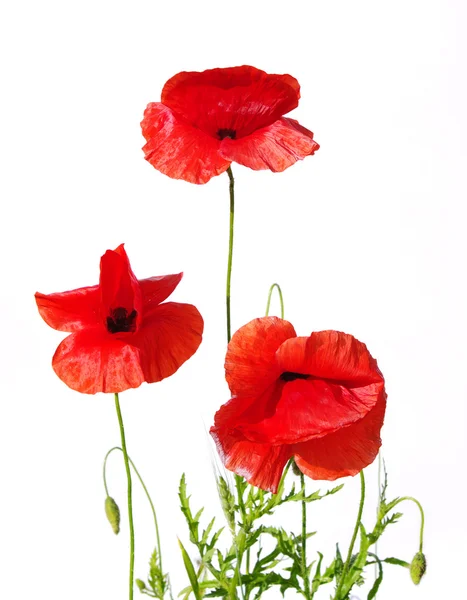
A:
293,392,387,480
220,117,319,172
52,329,145,394
238,377,384,445
35,286,100,333
99,244,142,327
139,272,183,308
161,66,300,139
141,103,230,184
131,302,204,383
210,425,292,493
276,331,384,387
212,385,281,436
225,317,296,397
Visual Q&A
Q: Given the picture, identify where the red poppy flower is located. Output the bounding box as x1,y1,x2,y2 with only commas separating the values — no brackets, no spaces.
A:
210,317,386,493
35,245,204,394
141,65,319,184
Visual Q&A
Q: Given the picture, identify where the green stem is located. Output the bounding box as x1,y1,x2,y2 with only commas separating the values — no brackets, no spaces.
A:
390,496,425,552
103,447,163,574
300,473,311,599
114,393,135,600
335,470,366,600
374,451,382,578
224,166,245,599
226,166,235,343
265,283,285,319
233,473,247,600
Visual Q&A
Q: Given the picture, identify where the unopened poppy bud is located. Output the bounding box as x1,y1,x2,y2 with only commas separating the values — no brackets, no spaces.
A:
291,459,301,477
136,579,146,591
105,496,120,534
410,552,426,585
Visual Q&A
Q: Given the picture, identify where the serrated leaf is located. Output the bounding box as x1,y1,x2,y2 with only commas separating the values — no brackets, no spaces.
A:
208,527,224,551
194,508,204,523
146,547,168,599
202,548,216,564
201,517,215,546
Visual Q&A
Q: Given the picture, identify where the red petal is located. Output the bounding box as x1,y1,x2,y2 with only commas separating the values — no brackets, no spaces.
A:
131,302,203,383
35,286,100,333
141,103,230,184
293,392,387,480
276,331,384,387
239,377,383,444
220,117,319,172
52,329,145,394
139,272,183,308
225,317,296,396
161,66,300,139
99,244,142,326
210,425,291,493
162,66,299,95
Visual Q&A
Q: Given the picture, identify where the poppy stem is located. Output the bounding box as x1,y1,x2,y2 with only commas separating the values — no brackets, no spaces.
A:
300,473,311,599
388,496,425,552
226,166,235,343
103,446,163,575
374,451,383,578
114,393,135,600
265,283,285,319
334,470,366,600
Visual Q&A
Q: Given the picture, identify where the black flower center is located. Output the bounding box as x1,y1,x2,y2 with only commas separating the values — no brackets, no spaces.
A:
106,307,137,334
217,128,236,140
280,372,310,382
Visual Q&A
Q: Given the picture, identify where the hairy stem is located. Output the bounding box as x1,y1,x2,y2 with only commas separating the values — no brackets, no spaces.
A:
114,393,135,600
391,496,425,552
300,473,311,599
103,446,163,574
226,166,235,343
265,283,285,319
335,470,366,600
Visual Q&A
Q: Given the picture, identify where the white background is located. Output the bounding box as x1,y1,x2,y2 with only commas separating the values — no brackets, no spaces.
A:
1,1,466,598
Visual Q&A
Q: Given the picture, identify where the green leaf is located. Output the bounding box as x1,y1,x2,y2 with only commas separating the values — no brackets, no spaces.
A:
145,547,169,599
207,527,224,551
367,553,383,599
383,557,410,568
201,517,215,546
204,590,228,597
178,539,202,600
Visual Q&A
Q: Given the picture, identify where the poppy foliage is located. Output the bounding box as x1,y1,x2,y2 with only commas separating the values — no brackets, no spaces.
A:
211,317,386,493
141,65,320,184
35,245,203,394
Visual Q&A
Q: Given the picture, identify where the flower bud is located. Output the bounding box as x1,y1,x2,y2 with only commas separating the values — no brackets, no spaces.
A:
291,459,301,477
105,496,120,534
410,551,426,585
135,579,146,591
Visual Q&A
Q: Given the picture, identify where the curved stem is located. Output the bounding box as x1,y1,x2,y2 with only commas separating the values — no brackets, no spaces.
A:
226,166,235,343
103,447,163,573
374,451,383,577
335,470,366,600
265,283,285,319
114,393,135,600
300,473,311,599
390,496,425,552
